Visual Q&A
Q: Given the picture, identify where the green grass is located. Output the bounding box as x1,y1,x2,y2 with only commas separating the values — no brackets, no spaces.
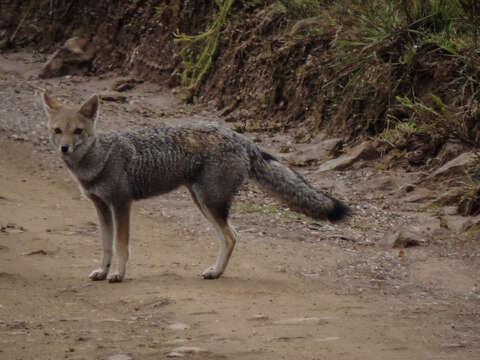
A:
233,201,312,221
233,202,281,214
174,0,235,90
278,0,323,19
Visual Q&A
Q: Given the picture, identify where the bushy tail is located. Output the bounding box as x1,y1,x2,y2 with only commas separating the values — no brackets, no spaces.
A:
250,151,348,222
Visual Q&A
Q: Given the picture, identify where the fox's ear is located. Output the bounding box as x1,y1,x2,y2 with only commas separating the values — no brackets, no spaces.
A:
41,92,61,118
79,94,99,121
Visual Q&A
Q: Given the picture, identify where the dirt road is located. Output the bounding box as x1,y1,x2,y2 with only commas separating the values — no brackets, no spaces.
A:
1,52,479,359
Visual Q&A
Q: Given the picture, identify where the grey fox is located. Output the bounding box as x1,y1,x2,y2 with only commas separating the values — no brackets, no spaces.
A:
41,92,348,282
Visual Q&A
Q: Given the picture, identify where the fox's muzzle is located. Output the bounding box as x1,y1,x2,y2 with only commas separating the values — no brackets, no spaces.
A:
61,145,70,153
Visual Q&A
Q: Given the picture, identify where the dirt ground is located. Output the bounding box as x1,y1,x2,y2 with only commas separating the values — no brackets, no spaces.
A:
1,51,480,360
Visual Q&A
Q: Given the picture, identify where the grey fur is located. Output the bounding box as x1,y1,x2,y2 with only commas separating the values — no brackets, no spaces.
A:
69,125,347,220
42,93,348,282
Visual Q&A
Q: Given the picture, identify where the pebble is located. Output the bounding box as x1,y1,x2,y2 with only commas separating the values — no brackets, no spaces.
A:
248,313,269,321
273,316,333,325
108,355,132,360
170,346,207,354
166,352,184,358
168,323,190,330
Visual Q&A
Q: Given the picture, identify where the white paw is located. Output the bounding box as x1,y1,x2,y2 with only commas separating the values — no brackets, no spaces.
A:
89,268,108,281
202,266,222,280
107,272,124,283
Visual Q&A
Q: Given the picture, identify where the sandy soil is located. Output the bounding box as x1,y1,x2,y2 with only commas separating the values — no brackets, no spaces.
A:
1,51,479,360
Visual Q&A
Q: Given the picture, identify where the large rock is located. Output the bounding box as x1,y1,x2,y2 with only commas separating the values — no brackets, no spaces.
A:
281,135,342,166
433,152,477,178
444,214,480,233
316,141,377,172
39,37,95,78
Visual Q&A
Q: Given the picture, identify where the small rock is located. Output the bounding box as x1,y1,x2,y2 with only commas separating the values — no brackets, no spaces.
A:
249,314,269,321
168,323,189,330
442,206,458,216
112,78,143,92
23,250,47,256
400,188,437,203
317,336,341,342
379,229,426,248
316,141,376,172
170,346,207,354
108,354,132,360
100,92,128,103
273,317,331,325
282,137,342,166
1,223,25,234
39,37,95,78
436,142,466,164
433,188,465,206
444,215,480,233
369,175,398,192
167,352,184,358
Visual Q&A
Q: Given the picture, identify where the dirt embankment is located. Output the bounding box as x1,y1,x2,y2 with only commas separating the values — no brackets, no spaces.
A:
2,1,347,129
1,0,214,81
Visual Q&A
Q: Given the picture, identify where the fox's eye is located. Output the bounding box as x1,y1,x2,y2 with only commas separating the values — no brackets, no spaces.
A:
54,128,62,134
73,128,83,135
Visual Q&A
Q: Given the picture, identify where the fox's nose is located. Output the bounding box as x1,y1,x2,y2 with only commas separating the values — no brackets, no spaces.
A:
61,145,70,153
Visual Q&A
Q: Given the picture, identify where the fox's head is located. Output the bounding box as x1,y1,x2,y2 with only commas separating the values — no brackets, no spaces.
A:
41,92,99,157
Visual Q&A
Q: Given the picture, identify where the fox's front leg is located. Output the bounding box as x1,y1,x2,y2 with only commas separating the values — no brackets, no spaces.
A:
108,201,131,283
88,195,113,281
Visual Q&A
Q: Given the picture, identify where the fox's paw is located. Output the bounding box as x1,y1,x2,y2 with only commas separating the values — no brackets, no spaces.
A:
202,266,222,280
107,272,124,283
89,268,108,281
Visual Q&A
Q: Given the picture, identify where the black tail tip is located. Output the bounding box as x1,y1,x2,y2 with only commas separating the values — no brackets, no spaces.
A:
327,198,349,222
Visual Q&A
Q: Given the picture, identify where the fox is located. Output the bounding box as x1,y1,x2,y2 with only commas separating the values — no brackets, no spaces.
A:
41,92,348,283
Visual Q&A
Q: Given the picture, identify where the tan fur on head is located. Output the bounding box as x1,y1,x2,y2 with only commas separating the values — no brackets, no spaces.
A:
41,93,99,155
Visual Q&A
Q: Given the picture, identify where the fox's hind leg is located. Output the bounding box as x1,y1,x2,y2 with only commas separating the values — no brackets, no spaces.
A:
188,185,239,279
88,195,113,281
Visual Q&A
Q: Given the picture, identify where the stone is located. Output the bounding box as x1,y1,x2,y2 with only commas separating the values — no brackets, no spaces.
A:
166,352,184,358
100,92,129,103
433,152,477,178
379,229,426,248
170,346,207,354
168,323,189,330
433,188,465,206
444,215,480,233
400,187,437,203
273,317,332,325
39,37,95,78
368,175,398,192
108,355,132,360
282,137,342,166
249,314,269,321
316,141,376,172
436,142,466,163
112,78,143,92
